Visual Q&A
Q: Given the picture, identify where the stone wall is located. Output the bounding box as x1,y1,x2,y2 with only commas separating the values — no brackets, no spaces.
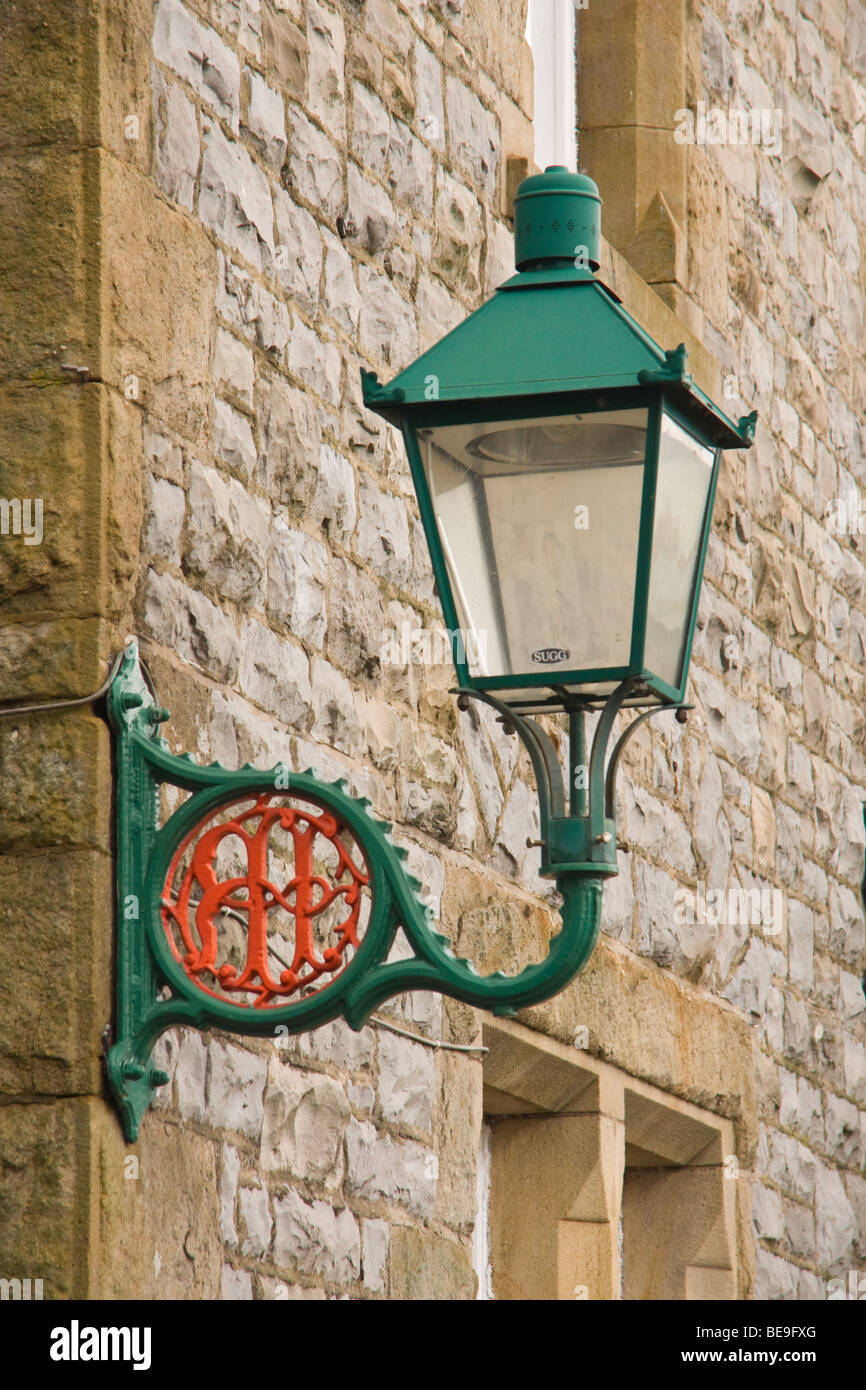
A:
678,0,866,1298
128,0,533,1301
0,0,864,1300
0,0,532,1300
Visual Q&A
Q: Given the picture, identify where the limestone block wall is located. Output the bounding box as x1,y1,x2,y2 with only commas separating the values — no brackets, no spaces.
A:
574,0,866,1299
678,0,866,1298
107,0,534,1300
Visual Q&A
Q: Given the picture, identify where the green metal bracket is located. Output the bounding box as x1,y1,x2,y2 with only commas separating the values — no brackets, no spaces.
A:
109,644,683,1140
454,681,688,879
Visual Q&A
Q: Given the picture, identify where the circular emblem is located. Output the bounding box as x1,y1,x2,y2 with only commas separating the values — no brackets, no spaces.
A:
159,793,371,1008
531,647,570,665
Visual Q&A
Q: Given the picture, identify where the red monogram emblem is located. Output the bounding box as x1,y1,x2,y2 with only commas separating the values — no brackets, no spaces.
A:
160,795,370,1006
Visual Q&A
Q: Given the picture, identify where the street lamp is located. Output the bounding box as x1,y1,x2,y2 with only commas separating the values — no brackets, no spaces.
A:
362,167,756,951
103,174,758,1142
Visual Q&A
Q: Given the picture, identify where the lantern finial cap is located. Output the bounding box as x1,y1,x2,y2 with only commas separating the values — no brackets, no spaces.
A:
514,166,602,272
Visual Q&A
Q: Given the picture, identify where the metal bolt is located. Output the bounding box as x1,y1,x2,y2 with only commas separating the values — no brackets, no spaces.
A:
525,838,544,849
595,831,612,844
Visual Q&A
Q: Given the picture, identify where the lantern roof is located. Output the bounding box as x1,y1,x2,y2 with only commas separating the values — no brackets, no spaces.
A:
362,169,756,452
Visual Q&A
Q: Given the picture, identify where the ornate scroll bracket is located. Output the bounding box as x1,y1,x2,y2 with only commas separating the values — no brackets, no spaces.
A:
107,640,434,1139
106,644,687,1141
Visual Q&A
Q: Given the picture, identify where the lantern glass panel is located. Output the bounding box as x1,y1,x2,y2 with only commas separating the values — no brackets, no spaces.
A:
644,412,716,689
418,408,649,681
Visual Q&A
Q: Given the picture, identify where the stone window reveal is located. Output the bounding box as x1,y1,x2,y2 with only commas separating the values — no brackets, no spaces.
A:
474,1019,738,1300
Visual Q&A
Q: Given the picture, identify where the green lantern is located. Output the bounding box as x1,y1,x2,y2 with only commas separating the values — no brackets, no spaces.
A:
363,167,755,714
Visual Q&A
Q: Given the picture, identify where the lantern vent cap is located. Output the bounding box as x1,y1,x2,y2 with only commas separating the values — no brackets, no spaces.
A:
514,165,602,272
